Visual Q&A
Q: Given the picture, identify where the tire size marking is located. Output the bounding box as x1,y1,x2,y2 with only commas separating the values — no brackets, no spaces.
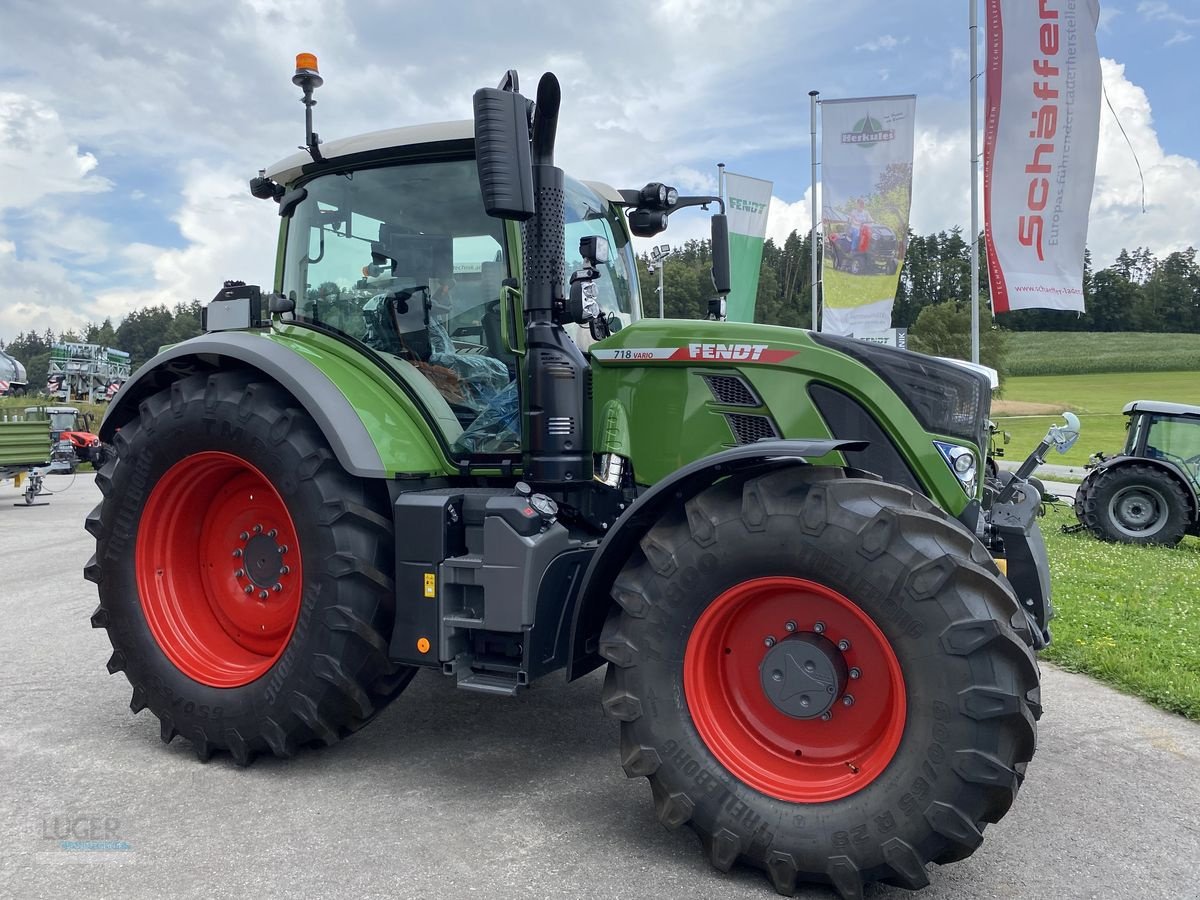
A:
150,675,224,720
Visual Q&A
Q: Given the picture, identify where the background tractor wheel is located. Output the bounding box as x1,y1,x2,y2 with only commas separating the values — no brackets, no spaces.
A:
848,256,865,275
1076,463,1190,545
600,467,1039,899
86,371,415,764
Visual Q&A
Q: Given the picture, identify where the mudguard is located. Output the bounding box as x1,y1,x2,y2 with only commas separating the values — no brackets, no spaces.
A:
565,438,866,681
102,332,414,478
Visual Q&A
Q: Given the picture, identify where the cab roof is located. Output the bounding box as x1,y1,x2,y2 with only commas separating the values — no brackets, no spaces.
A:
265,120,475,185
263,119,624,205
1123,400,1200,418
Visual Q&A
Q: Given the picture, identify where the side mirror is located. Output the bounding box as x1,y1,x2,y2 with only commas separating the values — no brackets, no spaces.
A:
473,86,536,221
710,213,731,296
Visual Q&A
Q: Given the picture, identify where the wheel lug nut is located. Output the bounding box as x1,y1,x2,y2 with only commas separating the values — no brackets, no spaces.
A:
254,524,263,534
232,549,243,559
239,532,249,542
785,620,797,633
838,638,851,652
814,621,826,634
243,586,253,595
272,583,283,593
849,667,861,679
771,670,783,682
234,569,245,578
820,711,832,721
843,695,855,707
280,566,290,576
278,545,288,554
764,636,776,648
258,590,269,600
268,528,277,538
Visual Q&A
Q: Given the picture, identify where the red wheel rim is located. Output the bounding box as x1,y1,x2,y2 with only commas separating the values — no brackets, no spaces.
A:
135,452,303,688
684,577,906,803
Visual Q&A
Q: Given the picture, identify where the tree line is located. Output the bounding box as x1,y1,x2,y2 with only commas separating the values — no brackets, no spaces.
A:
2,235,1196,395
643,228,1200,335
1,301,203,397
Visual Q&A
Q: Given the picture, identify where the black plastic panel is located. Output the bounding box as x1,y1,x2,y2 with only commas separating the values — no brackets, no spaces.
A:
808,383,923,494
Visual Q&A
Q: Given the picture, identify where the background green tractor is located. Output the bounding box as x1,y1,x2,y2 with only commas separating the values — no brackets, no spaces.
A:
87,59,1058,897
1074,400,1200,545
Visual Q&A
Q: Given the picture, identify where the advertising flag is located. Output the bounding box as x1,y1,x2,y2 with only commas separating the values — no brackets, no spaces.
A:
723,172,773,322
820,94,916,336
984,0,1101,313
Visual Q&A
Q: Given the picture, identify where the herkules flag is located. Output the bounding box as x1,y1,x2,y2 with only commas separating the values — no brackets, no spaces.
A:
820,95,916,336
984,0,1101,313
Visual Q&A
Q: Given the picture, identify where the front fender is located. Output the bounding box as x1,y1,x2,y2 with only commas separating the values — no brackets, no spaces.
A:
101,331,449,479
565,438,866,681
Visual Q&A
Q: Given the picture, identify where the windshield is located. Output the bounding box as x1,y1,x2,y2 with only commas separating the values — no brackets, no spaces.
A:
1144,415,1200,482
282,159,519,455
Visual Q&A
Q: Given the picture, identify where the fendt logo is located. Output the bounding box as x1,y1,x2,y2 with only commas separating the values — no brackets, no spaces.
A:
688,343,769,361
729,196,767,216
842,114,896,147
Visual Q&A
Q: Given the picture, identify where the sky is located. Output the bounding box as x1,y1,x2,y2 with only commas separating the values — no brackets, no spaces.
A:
1,0,1198,344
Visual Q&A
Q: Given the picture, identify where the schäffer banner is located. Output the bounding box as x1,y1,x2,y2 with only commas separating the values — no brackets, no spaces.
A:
984,0,1101,314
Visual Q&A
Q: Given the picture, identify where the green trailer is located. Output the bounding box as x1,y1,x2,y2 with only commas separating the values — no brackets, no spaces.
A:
0,416,51,505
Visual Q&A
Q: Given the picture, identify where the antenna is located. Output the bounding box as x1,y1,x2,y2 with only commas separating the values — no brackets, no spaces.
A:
293,53,324,163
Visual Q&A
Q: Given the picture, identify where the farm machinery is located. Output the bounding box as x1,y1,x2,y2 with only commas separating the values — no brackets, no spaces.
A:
0,414,52,505
1074,400,1200,545
0,348,28,396
88,57,1063,897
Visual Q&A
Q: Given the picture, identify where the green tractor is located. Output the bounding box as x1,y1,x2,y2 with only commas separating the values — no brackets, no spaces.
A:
1074,400,1200,545
88,59,1066,897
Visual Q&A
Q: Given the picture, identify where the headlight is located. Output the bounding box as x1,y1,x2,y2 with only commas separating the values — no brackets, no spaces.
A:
934,441,978,496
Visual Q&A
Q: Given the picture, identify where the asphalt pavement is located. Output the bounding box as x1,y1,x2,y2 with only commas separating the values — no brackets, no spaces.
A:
2,473,1198,900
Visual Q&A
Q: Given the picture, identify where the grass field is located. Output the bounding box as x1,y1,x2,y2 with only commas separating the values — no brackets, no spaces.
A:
995,370,1200,465
1040,503,1200,719
1005,331,1200,376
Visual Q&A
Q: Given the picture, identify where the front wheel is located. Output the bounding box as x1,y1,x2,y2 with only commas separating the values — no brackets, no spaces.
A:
600,468,1040,897
86,372,416,763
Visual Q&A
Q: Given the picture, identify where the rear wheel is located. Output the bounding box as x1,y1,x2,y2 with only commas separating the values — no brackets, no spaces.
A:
600,467,1039,898
1077,463,1190,545
86,372,415,763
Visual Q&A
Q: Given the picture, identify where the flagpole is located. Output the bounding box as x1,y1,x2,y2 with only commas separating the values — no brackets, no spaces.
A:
970,0,981,364
809,90,820,332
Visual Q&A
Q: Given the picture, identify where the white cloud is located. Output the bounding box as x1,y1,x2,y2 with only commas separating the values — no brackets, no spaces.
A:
856,35,905,52
0,93,111,208
92,166,278,320
1164,29,1194,45
1137,1,1200,25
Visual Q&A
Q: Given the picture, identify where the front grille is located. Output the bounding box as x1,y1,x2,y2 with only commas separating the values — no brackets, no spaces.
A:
725,413,780,444
703,374,760,407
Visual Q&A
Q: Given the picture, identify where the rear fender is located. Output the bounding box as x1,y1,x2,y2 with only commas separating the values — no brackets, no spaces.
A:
100,332,445,479
564,438,866,681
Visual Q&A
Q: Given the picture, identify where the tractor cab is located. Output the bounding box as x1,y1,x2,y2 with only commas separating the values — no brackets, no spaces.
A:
265,130,640,455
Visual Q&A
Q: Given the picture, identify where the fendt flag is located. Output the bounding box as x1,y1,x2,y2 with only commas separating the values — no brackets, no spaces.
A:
724,172,773,322
820,95,917,336
984,0,1101,313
